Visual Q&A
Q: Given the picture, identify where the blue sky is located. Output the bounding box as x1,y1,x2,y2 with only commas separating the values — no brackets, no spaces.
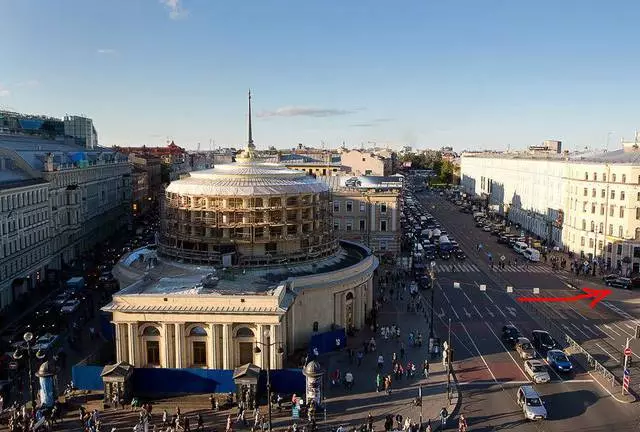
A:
2,0,640,151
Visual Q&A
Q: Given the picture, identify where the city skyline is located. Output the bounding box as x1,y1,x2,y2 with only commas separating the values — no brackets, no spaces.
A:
3,0,640,150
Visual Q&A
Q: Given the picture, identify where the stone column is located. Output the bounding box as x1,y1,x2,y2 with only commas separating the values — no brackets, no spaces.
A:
222,324,231,370
162,323,173,368
256,324,265,368
174,323,184,368
269,324,278,370
127,323,137,367
211,324,220,369
207,324,215,369
114,323,123,362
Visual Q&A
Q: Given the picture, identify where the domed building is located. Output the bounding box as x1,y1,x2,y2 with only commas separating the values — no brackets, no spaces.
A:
104,93,378,371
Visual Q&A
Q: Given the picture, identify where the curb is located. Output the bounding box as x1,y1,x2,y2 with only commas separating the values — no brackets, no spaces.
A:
447,368,462,418
588,370,637,404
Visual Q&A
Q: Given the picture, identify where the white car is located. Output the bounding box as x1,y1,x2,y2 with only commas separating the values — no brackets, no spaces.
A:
524,360,550,384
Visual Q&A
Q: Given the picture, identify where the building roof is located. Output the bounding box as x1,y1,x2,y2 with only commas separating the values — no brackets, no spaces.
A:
109,241,371,298
0,134,127,171
462,148,640,165
166,161,329,196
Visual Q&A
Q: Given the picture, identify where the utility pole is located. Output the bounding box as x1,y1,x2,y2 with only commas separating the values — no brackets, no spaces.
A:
622,337,631,395
447,317,452,405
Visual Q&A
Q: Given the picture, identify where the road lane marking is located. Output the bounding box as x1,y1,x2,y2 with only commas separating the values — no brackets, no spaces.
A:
613,323,634,338
463,307,472,319
625,323,634,330
473,305,484,319
484,321,529,381
595,343,619,363
583,324,601,338
485,307,495,318
436,308,446,319
561,324,576,337
570,323,590,338
563,379,594,383
505,306,517,318
603,323,621,337
484,292,495,304
596,326,617,341
457,380,531,386
438,286,460,319
462,291,473,305
459,321,498,383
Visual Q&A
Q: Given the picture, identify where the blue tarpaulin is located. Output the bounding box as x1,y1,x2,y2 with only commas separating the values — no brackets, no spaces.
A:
308,328,346,355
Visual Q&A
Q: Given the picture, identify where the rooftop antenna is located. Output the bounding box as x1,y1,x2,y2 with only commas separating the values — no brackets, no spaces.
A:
247,89,254,149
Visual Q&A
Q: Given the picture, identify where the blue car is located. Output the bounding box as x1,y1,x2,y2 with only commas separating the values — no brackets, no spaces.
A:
547,349,573,373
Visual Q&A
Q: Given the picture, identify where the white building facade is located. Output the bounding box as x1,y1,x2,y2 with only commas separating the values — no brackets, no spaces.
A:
461,145,640,273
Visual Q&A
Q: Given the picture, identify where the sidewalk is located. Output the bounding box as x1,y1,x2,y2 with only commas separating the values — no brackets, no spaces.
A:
317,268,460,431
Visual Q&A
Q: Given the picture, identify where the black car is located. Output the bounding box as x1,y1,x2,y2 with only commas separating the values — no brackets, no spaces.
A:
418,275,432,290
453,249,466,260
502,325,521,346
606,277,632,289
531,330,557,353
439,250,451,260
602,274,619,284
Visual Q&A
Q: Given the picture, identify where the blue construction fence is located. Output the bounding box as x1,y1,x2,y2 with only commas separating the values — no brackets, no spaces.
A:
308,328,346,356
72,365,305,396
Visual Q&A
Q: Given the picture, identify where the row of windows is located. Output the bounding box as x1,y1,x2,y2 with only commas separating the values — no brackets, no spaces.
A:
1,209,48,235
582,172,639,184
333,200,387,213
575,200,639,219
0,244,49,282
0,189,48,212
578,220,639,238
333,219,388,232
2,227,49,257
581,188,638,201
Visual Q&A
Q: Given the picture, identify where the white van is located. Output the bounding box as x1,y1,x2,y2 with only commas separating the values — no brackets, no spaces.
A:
513,241,529,254
523,248,541,262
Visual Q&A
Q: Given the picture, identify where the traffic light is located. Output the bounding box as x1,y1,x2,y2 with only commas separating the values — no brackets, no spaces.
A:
635,325,640,339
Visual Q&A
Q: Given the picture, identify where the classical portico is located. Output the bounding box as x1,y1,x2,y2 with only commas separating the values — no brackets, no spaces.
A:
113,320,285,370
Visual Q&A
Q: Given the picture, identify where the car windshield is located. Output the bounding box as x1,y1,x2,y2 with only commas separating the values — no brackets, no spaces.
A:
526,398,542,407
531,365,546,373
540,334,553,344
553,353,568,362
521,343,532,350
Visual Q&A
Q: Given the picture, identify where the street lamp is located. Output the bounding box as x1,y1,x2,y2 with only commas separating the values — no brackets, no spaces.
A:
254,329,284,432
429,261,436,340
13,332,45,417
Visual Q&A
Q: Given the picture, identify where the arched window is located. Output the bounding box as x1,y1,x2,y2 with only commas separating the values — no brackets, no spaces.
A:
590,221,595,232
345,292,354,301
236,327,254,338
142,326,160,336
189,326,207,336
636,228,640,240
584,172,588,180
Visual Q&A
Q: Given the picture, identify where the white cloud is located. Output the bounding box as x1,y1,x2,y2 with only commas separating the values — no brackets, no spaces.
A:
257,106,356,118
97,48,118,55
160,0,188,19
14,79,40,87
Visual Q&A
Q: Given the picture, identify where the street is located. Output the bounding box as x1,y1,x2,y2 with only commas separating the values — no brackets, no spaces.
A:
417,190,640,431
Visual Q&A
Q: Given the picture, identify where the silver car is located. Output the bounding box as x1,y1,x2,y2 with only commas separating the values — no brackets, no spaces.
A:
517,385,548,421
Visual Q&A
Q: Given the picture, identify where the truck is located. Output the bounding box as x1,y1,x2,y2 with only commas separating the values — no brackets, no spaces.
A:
439,235,453,252
66,276,85,293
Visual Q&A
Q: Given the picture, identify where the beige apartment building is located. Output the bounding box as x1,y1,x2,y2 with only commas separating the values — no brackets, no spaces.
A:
340,149,392,177
461,140,640,273
322,176,403,256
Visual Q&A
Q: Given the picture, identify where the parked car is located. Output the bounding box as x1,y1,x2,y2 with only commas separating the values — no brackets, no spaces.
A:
513,241,529,254
523,248,541,262
606,277,633,289
502,325,521,346
515,337,536,359
439,250,451,260
524,360,550,384
531,330,557,353
546,349,573,373
453,249,466,260
517,385,548,421
602,274,619,284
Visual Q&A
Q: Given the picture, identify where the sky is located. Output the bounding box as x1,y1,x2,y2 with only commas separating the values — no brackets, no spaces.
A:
2,0,640,151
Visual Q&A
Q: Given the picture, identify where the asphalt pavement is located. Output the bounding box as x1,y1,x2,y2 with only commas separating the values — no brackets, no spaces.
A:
415,190,640,431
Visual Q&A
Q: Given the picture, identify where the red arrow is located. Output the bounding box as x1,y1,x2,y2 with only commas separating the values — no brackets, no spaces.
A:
517,287,612,309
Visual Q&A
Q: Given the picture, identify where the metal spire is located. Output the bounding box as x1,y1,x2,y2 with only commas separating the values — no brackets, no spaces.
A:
248,89,254,147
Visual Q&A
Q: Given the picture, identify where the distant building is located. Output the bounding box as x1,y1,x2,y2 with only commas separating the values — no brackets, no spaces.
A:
279,152,344,177
0,133,131,309
321,175,403,256
64,115,98,149
128,154,162,216
340,149,392,176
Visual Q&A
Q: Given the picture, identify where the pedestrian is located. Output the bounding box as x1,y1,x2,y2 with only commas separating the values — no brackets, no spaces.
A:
400,343,405,359
377,354,384,370
425,419,432,432
357,350,363,366
367,412,374,432
458,414,467,432
196,413,204,431
162,409,168,428
439,407,448,429
210,394,215,410
376,373,382,392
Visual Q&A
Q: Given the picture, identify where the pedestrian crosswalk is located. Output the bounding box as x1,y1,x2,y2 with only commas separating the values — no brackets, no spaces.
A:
434,263,556,274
